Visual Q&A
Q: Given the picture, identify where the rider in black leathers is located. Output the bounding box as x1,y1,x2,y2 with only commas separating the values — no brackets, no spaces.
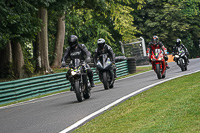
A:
172,38,189,64
94,38,117,78
61,35,95,90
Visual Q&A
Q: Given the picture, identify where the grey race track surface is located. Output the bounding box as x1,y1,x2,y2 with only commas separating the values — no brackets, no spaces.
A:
0,58,199,133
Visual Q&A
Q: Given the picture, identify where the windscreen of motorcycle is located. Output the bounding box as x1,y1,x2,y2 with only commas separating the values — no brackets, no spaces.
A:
72,59,80,68
154,49,161,58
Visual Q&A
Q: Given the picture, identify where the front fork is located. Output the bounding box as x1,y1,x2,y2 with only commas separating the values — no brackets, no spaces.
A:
153,61,165,74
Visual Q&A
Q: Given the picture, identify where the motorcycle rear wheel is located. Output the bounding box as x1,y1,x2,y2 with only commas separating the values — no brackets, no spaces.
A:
74,81,83,102
102,72,109,90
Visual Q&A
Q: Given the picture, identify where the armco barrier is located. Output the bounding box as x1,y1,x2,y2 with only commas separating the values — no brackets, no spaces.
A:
0,60,129,105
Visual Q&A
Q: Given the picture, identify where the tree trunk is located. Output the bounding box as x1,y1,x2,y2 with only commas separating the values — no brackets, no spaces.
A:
37,7,52,74
11,42,25,79
0,41,12,78
51,13,65,68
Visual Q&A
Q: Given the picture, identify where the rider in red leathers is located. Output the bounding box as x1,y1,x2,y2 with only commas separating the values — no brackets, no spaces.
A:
147,35,170,69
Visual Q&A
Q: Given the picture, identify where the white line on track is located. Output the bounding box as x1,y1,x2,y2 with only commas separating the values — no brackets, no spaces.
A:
59,70,200,133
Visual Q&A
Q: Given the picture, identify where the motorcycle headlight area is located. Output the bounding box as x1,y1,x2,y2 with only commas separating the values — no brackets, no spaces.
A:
175,55,179,58
157,57,163,61
71,67,81,76
97,61,103,68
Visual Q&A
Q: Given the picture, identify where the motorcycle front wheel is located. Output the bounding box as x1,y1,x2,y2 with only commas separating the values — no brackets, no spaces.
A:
156,64,162,79
74,80,83,102
180,58,185,71
102,72,109,90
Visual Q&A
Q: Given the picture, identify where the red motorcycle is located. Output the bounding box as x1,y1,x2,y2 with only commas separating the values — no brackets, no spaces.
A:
150,49,166,79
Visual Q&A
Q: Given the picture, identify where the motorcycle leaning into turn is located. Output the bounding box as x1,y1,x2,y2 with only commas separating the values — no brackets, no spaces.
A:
173,49,188,71
96,53,115,90
150,48,167,79
62,59,91,102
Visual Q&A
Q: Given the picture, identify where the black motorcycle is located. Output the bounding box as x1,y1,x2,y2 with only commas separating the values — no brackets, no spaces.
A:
68,59,91,102
174,48,187,71
96,54,115,90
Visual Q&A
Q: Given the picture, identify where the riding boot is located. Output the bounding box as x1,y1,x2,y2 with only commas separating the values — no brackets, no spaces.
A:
114,70,117,78
186,58,189,64
166,62,170,69
89,78,95,87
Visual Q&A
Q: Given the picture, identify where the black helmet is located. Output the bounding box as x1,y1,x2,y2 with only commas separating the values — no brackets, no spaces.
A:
68,35,78,48
176,38,181,46
152,35,159,45
97,38,105,49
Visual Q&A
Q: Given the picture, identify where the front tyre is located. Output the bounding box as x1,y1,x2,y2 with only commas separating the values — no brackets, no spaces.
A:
156,64,162,79
102,72,109,90
180,58,185,71
74,81,82,102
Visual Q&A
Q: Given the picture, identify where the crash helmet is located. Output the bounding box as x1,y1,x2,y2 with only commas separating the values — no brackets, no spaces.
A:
97,38,105,49
152,35,159,45
176,38,181,46
68,35,78,48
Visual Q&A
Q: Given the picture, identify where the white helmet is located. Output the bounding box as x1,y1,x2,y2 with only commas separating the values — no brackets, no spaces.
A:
97,38,105,49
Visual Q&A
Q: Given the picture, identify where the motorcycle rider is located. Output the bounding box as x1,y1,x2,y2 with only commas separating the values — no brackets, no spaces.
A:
94,38,117,78
172,38,189,64
147,35,170,69
61,35,95,90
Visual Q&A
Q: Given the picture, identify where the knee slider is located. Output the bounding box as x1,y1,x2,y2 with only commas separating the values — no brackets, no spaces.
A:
87,69,93,76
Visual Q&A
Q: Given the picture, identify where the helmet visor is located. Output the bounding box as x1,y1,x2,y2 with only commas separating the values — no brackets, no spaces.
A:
69,41,77,48
153,40,157,45
98,43,104,49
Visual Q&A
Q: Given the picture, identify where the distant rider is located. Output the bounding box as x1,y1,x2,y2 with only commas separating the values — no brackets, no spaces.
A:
146,35,170,69
172,38,189,64
61,35,95,90
94,38,117,78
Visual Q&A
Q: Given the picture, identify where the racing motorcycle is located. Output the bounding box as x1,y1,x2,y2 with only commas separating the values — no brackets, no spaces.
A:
150,49,166,79
96,53,115,90
68,59,91,102
173,48,187,71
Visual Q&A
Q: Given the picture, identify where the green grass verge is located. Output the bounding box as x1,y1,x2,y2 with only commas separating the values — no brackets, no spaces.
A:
74,72,200,133
0,66,151,107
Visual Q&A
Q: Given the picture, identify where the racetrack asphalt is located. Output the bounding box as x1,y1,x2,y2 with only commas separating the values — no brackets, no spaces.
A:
0,58,199,133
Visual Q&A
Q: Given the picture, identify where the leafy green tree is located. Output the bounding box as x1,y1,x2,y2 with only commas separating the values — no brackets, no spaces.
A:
133,0,200,57
64,0,145,56
0,0,41,78
29,0,56,73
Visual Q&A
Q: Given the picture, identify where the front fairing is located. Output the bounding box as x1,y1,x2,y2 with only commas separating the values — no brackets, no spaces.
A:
178,48,185,57
96,60,112,70
70,59,82,77
151,49,164,62
96,54,112,71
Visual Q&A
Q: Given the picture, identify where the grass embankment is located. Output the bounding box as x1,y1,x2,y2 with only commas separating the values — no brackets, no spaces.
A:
75,72,200,133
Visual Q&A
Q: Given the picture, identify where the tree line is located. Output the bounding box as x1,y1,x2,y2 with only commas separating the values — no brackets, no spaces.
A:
0,0,199,80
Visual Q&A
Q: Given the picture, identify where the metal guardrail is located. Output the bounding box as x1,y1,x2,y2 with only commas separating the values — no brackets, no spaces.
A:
0,60,129,105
